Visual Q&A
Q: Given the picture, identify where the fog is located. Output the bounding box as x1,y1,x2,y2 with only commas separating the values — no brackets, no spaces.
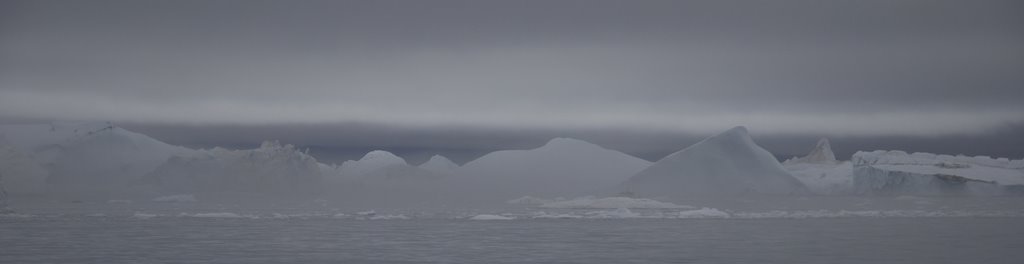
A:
3,1,1024,263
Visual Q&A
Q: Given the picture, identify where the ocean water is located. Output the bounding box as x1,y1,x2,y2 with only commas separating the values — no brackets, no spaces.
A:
3,213,1023,264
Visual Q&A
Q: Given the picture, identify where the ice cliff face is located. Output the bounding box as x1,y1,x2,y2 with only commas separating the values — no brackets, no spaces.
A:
148,141,322,194
456,137,652,199
850,151,1024,195
623,126,808,199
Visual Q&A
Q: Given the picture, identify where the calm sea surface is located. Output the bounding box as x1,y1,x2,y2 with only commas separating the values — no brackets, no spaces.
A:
2,214,1023,264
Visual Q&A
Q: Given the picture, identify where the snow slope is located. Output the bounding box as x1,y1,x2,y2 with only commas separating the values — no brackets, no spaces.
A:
0,122,194,191
455,137,652,198
622,126,808,199
147,141,322,195
0,136,47,194
851,151,1024,195
418,155,459,175
339,150,408,178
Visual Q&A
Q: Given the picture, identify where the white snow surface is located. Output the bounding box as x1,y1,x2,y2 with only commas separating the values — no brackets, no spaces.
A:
456,137,652,198
539,196,692,209
623,126,808,198
418,155,459,175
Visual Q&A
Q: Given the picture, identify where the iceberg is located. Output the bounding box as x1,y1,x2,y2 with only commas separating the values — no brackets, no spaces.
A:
0,136,47,194
783,138,837,165
147,141,322,195
850,151,1023,195
783,138,854,194
418,155,459,175
339,150,408,178
456,137,652,199
0,122,194,192
622,126,808,199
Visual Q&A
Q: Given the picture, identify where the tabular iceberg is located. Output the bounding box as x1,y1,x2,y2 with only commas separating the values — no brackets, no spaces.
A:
850,150,1024,195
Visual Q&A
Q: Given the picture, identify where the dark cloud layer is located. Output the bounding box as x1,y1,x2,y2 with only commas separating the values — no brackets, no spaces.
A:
2,0,1022,158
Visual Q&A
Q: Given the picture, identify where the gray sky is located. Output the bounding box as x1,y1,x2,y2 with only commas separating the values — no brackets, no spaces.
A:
2,0,1022,162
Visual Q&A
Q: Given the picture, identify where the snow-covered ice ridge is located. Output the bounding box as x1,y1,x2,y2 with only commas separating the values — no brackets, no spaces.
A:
854,150,1024,170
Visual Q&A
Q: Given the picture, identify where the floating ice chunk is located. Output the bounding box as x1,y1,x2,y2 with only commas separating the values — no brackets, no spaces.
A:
468,214,515,220
585,208,642,219
369,214,409,220
676,208,730,218
0,213,34,218
540,196,691,209
506,196,552,205
132,212,159,219
186,212,255,219
531,212,583,219
152,194,196,202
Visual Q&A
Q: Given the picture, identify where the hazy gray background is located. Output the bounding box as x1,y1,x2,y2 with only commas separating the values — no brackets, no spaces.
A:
2,0,1022,163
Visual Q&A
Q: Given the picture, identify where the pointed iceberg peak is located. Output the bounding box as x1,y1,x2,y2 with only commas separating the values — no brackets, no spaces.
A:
784,138,838,164
425,154,456,165
544,137,590,146
624,126,807,198
723,125,749,135
708,126,751,141
419,155,459,174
